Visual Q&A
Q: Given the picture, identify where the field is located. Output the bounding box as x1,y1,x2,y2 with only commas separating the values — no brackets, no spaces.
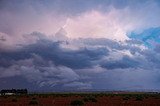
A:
0,92,160,106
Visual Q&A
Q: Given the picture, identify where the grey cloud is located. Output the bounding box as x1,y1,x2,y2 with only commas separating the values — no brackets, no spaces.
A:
0,54,84,89
0,0,153,14
0,38,109,69
1,31,160,90
64,82,92,90
1,0,160,91
101,56,139,69
92,68,160,90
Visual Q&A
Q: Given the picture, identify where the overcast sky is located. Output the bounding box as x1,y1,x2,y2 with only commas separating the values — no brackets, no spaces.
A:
0,0,160,91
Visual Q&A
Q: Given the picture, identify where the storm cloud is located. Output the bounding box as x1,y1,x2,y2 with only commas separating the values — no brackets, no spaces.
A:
0,30,160,91
0,0,160,91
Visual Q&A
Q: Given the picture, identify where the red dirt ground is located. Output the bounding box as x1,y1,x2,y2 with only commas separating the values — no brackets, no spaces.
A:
0,94,160,106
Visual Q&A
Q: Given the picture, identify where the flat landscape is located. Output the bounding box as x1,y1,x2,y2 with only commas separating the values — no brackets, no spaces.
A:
1,92,160,106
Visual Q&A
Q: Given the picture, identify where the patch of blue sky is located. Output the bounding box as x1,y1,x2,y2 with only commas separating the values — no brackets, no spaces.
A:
127,27,160,48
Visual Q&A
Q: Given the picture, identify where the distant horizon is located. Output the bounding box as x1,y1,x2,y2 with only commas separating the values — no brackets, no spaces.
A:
1,88,160,93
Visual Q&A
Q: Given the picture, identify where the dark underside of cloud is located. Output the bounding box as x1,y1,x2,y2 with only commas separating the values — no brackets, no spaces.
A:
1,30,160,91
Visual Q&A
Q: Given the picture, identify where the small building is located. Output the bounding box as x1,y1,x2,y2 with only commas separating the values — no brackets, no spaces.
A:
0,89,28,96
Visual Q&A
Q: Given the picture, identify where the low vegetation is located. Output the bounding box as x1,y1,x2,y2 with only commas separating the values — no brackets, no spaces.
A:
29,97,39,105
29,100,39,105
123,96,131,100
83,96,97,102
12,98,18,102
70,99,84,106
135,95,144,101
0,92,160,106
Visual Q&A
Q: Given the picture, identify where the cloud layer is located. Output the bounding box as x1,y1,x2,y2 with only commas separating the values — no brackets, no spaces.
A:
1,0,160,42
0,30,160,91
0,0,160,91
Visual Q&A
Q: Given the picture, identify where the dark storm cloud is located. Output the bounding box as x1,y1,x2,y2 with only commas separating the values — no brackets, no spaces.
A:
1,33,160,90
0,36,142,71
101,55,139,69
0,0,160,91
0,40,109,69
0,53,83,89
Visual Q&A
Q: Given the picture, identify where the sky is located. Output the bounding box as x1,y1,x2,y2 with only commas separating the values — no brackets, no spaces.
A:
0,0,160,91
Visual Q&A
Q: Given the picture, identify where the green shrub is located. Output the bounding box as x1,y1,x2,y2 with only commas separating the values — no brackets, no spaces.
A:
123,96,130,100
12,98,18,102
43,95,48,98
83,97,97,102
83,97,89,102
135,95,143,101
89,97,97,102
32,97,37,100
29,100,39,105
70,99,84,106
